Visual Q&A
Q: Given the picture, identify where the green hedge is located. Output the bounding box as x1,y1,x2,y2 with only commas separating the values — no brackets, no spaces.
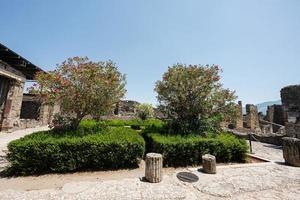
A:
7,127,145,175
144,133,248,167
103,118,165,130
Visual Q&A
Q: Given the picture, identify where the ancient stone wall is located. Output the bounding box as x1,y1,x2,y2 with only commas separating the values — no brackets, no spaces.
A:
281,85,300,166
281,85,300,139
245,104,260,131
235,101,243,129
1,80,25,131
266,104,284,132
0,61,27,132
114,100,140,117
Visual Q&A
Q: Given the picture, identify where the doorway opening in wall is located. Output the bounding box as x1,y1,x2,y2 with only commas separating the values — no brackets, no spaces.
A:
0,76,10,131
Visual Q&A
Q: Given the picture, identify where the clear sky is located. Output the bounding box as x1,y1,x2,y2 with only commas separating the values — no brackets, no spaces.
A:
1,0,299,105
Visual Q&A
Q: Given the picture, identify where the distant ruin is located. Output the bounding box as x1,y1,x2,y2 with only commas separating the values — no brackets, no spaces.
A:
281,85,300,166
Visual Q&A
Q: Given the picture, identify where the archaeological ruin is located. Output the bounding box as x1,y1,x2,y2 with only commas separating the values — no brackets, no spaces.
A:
0,43,57,132
281,85,300,166
113,100,140,119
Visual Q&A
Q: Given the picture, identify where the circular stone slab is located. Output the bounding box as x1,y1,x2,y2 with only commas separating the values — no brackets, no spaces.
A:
176,172,199,183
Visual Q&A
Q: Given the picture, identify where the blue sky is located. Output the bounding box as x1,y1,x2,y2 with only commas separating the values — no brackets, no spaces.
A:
1,0,299,105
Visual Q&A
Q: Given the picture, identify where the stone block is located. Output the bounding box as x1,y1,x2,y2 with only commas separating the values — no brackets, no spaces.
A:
202,154,216,174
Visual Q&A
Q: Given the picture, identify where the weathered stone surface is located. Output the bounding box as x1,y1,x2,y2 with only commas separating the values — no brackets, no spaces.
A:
114,100,139,116
1,163,300,200
266,104,285,133
234,101,243,129
1,80,25,132
145,153,163,183
281,85,300,110
282,137,300,167
285,123,300,139
281,85,300,124
245,104,260,132
202,154,216,174
281,85,300,140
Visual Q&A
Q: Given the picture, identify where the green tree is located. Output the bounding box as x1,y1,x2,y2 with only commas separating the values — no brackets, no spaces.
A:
30,57,126,128
155,64,237,134
136,103,154,120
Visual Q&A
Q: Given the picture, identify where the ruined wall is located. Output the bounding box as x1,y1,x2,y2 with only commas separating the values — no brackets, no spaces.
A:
266,104,285,132
19,94,60,129
1,80,25,131
114,100,140,117
245,104,260,131
281,85,300,139
0,61,26,132
235,101,243,129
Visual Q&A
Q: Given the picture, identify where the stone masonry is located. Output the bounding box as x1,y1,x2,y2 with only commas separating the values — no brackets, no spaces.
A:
234,101,243,129
19,94,60,129
245,104,260,131
266,104,285,133
1,79,25,131
281,85,300,139
281,85,300,167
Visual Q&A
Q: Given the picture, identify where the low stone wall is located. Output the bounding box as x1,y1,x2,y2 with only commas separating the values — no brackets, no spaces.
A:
19,119,42,129
228,129,285,146
282,137,300,167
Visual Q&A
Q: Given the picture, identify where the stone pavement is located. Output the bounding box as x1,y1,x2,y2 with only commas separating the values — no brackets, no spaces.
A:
0,128,299,199
250,141,284,162
0,162,299,200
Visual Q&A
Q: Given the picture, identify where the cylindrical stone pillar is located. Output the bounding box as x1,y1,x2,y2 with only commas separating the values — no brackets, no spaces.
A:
283,137,300,167
145,153,163,183
202,154,216,174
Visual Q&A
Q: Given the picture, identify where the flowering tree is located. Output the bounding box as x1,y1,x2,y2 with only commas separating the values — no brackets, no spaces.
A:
30,57,126,128
135,103,154,120
155,64,237,134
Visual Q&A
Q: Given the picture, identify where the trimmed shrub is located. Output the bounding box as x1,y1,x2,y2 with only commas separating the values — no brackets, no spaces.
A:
7,127,145,175
103,119,165,130
130,125,141,130
145,133,248,166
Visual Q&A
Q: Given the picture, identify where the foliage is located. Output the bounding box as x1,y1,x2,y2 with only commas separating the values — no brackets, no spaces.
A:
50,113,76,130
155,64,237,135
30,57,126,128
6,127,145,175
143,132,248,167
103,118,165,129
135,103,154,120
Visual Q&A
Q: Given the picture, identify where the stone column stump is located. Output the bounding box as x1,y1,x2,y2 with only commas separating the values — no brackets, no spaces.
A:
202,154,216,174
283,137,300,167
145,153,163,183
